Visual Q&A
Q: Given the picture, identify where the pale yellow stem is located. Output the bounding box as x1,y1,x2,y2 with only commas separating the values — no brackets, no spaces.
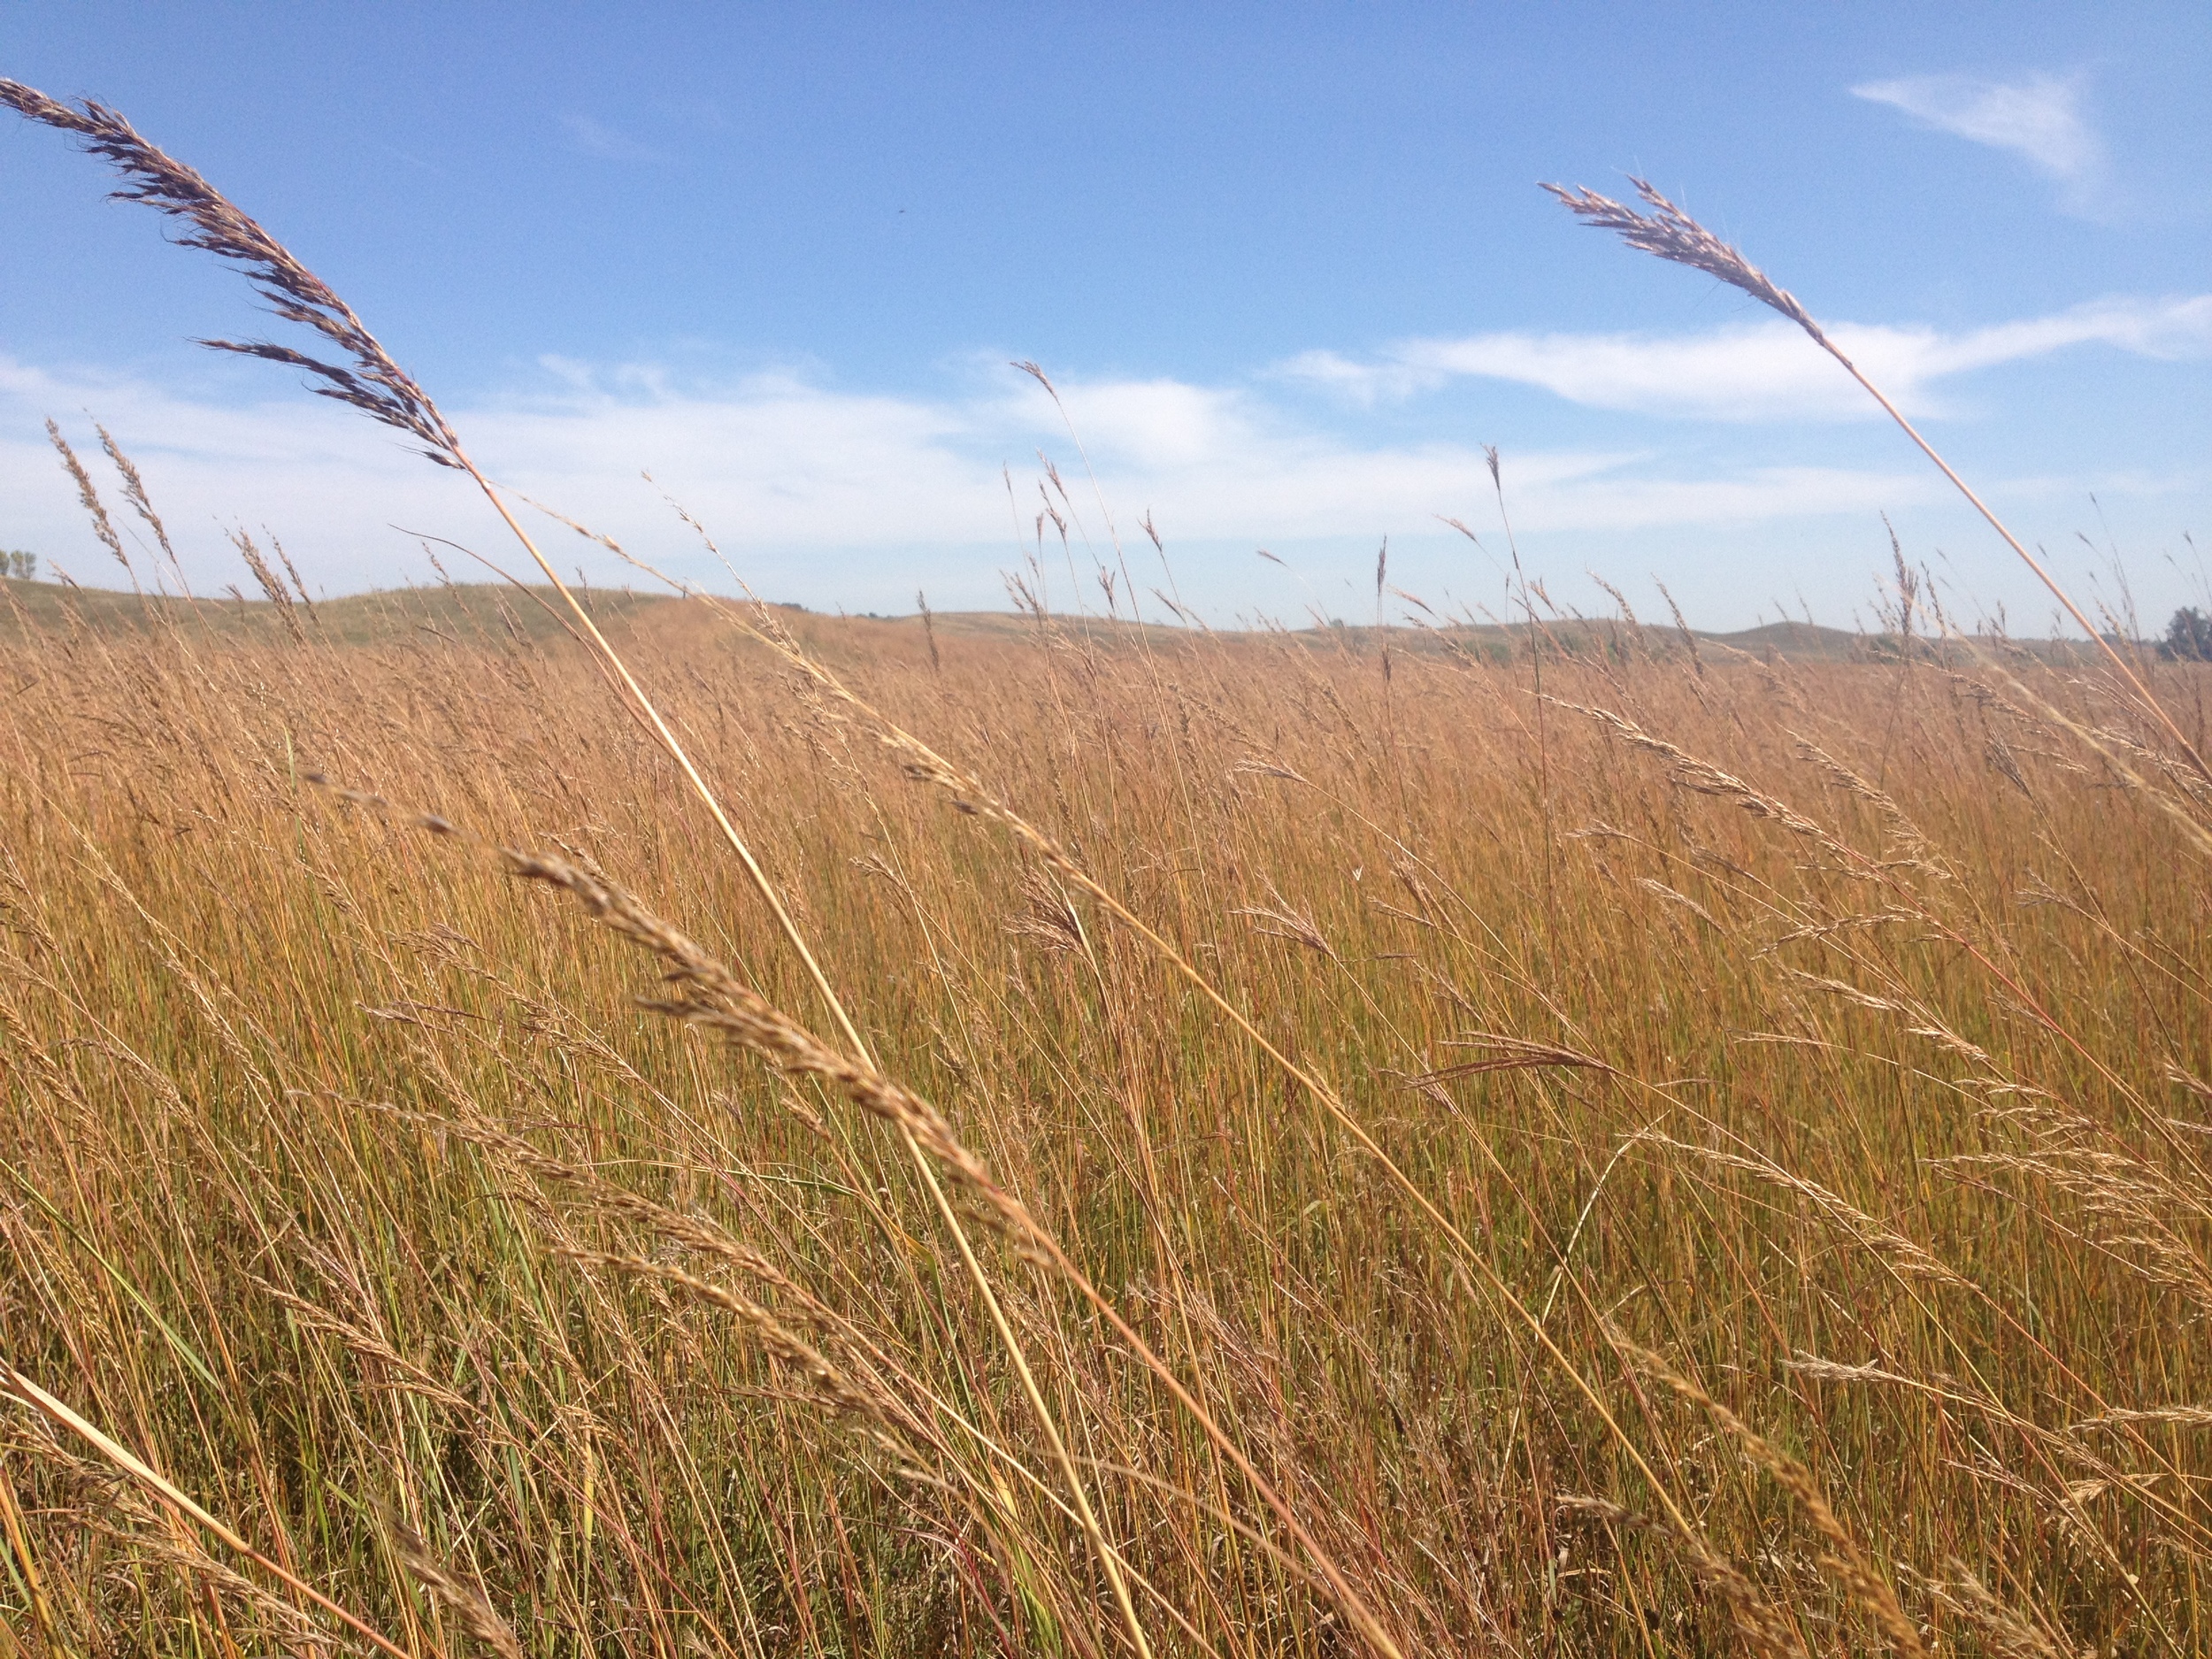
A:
2,1363,418,1659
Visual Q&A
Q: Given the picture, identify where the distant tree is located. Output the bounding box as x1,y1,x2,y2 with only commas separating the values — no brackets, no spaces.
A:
2166,606,2212,662
3,549,36,580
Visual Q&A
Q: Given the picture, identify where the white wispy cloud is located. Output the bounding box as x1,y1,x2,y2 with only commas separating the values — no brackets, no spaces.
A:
559,113,669,165
1280,295,2212,420
1850,72,2108,215
0,353,1961,613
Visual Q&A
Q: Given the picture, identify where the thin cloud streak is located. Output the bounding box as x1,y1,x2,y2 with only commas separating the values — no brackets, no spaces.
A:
559,113,669,165
1851,72,2110,215
0,351,2131,620
0,354,1934,552
1281,296,2212,420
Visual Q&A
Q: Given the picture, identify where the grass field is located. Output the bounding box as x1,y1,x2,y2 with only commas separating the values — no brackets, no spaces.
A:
2,573,2208,1657
2,75,2208,1659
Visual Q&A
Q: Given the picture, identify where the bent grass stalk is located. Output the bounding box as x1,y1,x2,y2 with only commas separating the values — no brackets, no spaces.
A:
588,544,1707,1562
419,495,1420,1655
0,77,1155,1659
1,1363,419,1659
495,846,1402,1659
1542,173,2208,780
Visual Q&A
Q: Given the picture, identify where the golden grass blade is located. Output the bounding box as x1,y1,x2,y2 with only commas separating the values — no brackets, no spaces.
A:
1,1363,420,1659
0,1463,61,1653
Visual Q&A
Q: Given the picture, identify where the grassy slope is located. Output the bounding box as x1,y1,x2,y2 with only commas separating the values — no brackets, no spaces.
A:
0,575,2067,664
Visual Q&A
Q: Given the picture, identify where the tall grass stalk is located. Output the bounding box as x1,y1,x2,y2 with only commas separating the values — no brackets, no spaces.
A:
0,77,1156,1659
1543,174,2208,780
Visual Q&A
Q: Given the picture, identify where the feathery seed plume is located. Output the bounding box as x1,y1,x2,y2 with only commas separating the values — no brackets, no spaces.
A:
1540,176,1817,334
0,81,463,466
1540,170,2208,779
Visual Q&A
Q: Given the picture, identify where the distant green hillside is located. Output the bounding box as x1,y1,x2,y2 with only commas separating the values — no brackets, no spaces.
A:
0,576,2109,665
0,576,673,648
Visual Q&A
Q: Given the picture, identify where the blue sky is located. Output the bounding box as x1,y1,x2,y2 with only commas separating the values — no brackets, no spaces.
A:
1,3,2207,631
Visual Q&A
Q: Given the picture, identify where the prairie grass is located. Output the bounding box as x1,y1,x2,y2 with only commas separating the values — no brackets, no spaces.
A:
4,73,2210,1659
1,579,2207,1656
